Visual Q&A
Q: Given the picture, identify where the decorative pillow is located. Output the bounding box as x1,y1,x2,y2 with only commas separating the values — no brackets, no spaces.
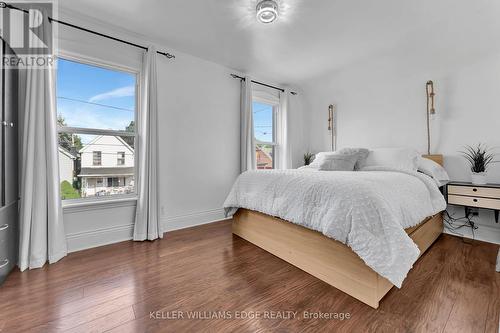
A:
318,154,358,171
338,148,370,170
418,157,450,187
308,148,369,170
307,152,335,169
358,148,420,172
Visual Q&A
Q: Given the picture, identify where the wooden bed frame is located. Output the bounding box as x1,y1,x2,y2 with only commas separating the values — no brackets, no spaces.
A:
232,154,444,309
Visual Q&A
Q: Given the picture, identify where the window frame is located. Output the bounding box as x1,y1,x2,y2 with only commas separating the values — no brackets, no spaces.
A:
252,95,279,169
92,151,102,166
56,54,140,204
117,151,126,166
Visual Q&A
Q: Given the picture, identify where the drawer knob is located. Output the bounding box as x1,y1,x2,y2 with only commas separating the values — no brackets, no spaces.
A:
0,224,9,231
473,199,478,202
473,188,477,192
0,259,9,269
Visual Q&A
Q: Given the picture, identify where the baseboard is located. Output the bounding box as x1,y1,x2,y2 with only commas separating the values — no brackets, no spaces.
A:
66,208,232,252
161,208,231,232
66,224,134,253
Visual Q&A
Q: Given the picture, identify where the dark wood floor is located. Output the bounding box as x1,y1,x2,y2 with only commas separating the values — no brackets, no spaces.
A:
0,220,499,333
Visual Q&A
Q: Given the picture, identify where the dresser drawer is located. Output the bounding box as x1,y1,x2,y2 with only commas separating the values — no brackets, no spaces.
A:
448,194,500,210
0,233,15,284
0,222,10,244
448,185,500,199
0,202,18,285
0,226,16,284
0,222,13,259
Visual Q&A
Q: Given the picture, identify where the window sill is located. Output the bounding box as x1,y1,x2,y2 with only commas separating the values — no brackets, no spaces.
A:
62,196,137,213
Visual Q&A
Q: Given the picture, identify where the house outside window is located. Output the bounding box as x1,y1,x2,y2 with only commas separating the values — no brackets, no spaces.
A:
93,151,102,166
253,97,279,169
78,136,135,197
56,57,137,200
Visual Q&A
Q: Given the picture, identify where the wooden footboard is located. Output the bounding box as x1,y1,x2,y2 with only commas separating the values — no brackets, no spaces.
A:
232,209,443,309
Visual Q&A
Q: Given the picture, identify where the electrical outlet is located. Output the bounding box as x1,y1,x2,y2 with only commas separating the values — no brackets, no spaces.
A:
161,206,165,216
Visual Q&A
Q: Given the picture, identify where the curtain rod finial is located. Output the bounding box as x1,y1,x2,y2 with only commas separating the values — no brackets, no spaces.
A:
158,51,175,59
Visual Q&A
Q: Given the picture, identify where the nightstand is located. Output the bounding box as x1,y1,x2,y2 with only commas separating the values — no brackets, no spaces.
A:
447,182,500,272
446,182,500,223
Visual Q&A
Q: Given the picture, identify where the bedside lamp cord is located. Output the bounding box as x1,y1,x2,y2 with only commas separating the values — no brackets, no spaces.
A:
443,210,478,240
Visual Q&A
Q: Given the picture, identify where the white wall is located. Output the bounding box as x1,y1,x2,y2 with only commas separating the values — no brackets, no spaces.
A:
287,90,308,168
302,29,500,244
155,49,240,230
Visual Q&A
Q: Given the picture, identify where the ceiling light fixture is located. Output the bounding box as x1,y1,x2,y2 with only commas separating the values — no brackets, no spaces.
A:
256,0,279,24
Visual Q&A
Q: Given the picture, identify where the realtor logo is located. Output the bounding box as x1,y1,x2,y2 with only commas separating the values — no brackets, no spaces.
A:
0,1,56,68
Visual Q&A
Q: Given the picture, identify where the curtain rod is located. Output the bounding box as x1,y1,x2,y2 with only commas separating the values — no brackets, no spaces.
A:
230,74,297,95
0,2,175,59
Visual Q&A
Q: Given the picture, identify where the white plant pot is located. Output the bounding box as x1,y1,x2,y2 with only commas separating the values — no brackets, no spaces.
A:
471,172,487,185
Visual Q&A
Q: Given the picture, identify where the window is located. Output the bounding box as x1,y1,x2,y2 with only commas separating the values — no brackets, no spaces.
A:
93,151,102,166
253,100,277,169
107,177,116,187
117,152,125,165
57,58,137,200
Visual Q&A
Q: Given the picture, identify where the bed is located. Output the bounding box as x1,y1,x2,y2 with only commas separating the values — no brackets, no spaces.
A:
224,154,446,309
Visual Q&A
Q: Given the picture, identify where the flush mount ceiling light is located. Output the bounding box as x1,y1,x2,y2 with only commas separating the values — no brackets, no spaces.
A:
256,0,279,24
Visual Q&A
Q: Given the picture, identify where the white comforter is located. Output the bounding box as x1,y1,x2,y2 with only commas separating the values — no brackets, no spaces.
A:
223,167,446,287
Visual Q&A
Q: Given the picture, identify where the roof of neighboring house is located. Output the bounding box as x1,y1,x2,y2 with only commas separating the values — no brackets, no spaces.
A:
78,167,134,177
256,145,273,168
256,145,272,160
79,135,134,154
58,147,76,160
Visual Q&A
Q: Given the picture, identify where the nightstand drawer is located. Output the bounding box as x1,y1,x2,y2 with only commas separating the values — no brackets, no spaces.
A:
448,195,500,210
448,185,500,199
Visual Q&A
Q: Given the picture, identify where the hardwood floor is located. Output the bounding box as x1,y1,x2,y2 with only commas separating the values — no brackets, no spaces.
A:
0,220,498,333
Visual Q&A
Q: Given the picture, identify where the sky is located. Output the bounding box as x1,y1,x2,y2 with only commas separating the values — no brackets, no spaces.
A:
56,58,136,144
253,101,274,143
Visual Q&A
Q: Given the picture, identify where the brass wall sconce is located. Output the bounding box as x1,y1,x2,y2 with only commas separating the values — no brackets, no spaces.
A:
426,81,436,155
328,104,337,151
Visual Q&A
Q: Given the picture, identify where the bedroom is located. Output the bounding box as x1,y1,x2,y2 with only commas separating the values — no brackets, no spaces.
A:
0,0,499,332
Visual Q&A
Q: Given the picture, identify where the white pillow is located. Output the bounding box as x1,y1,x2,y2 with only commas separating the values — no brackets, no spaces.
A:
308,149,369,170
418,157,450,187
358,148,420,172
318,154,358,171
307,152,333,168
338,148,370,170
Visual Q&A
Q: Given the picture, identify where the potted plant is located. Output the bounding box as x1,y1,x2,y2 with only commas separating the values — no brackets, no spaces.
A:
461,144,497,185
303,152,315,166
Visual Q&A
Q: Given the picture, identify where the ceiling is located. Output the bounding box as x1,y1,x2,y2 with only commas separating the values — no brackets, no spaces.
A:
60,0,500,85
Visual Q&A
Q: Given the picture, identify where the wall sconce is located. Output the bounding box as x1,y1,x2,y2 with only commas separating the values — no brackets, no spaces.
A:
426,81,436,155
328,104,337,151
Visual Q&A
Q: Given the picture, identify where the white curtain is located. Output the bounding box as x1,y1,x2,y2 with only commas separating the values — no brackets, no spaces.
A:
276,89,292,169
19,11,67,271
240,76,255,172
133,46,161,241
